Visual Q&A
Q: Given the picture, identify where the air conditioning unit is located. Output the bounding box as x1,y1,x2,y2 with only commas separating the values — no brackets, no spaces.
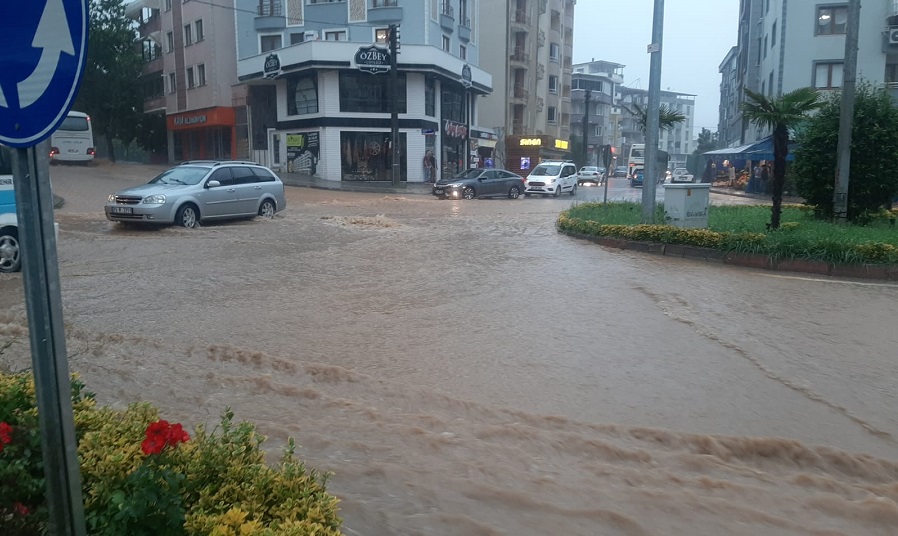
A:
304,30,319,41
890,27,898,45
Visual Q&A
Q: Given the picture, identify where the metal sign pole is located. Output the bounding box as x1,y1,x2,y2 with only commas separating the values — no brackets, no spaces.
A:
11,144,86,536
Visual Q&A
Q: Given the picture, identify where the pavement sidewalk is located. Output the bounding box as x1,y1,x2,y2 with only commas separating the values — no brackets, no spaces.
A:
709,185,804,204
280,172,434,195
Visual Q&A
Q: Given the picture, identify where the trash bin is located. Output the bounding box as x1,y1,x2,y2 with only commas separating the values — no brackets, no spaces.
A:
664,183,711,228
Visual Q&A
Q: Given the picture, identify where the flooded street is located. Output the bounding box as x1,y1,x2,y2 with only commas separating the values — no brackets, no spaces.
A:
2,163,898,535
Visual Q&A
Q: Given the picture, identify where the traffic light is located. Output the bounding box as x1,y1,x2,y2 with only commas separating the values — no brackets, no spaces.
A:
389,24,400,53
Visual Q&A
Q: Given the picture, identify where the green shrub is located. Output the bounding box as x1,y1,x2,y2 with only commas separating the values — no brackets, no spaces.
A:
0,372,341,535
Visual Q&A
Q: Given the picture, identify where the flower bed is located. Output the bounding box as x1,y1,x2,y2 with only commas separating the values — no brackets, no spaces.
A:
558,202,898,267
0,372,342,535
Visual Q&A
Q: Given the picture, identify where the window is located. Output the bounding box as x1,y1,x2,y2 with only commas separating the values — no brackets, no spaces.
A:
308,0,345,3
549,43,560,62
168,72,176,93
814,61,843,89
324,30,346,41
261,34,282,52
547,106,557,124
195,20,204,42
817,5,848,35
197,64,206,86
165,0,172,11
339,71,407,113
765,0,769,14
166,31,174,53
290,33,305,45
593,125,602,136
442,35,450,51
771,21,777,46
184,24,193,46
768,72,774,96
763,36,767,59
459,45,466,60
425,76,435,117
186,67,195,88
287,74,319,115
375,28,390,44
548,75,558,93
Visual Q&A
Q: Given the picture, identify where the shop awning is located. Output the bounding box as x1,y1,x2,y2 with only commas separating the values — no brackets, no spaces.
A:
702,136,797,161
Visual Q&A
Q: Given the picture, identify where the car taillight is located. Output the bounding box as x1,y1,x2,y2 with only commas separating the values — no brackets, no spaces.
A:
49,147,60,157
87,147,96,156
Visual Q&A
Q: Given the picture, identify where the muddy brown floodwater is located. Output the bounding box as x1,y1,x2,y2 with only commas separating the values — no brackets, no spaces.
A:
2,163,898,535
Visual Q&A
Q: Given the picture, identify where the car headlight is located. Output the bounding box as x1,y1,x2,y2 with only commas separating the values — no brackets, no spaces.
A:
141,194,166,205
447,183,464,188
548,178,556,183
107,194,116,203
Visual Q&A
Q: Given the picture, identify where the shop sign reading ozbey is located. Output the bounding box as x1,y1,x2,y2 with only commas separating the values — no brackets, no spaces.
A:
461,64,472,88
263,53,281,79
355,45,391,74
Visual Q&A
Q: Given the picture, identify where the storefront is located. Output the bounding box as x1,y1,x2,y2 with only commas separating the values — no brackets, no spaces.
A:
167,107,237,162
504,135,572,176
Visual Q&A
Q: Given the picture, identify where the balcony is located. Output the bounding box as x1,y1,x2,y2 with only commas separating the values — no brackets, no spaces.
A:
511,119,525,135
138,14,161,39
511,9,529,30
255,1,286,32
143,95,166,114
143,56,163,76
887,81,898,102
458,15,471,41
510,47,530,65
369,0,402,23
511,84,529,103
440,2,455,32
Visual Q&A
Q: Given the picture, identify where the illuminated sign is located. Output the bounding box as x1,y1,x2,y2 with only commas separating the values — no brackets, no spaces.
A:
555,139,569,150
519,138,542,146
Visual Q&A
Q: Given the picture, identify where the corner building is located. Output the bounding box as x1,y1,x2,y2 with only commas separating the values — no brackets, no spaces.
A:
234,0,493,182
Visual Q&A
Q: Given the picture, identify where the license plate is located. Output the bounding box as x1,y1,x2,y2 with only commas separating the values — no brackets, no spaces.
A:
434,189,444,195
67,149,78,153
111,207,133,214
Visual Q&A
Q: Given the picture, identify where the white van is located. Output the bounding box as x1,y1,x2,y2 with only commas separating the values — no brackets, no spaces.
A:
49,111,96,164
1,145,60,273
524,160,578,197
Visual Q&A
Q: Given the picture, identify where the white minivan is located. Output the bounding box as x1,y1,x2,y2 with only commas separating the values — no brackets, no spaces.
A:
524,161,578,197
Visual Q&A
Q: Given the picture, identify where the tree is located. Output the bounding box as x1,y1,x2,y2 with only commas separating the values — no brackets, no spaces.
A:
625,103,686,134
741,87,822,229
569,134,586,170
74,0,145,162
689,128,719,175
792,82,898,222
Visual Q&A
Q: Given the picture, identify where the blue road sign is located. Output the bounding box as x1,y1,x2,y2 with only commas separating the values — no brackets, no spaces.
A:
0,0,89,148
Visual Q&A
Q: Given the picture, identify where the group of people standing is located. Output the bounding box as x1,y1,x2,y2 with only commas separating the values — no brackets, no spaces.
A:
746,163,770,194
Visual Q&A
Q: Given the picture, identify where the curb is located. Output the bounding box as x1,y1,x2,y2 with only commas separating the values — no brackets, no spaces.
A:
558,229,898,282
280,177,433,196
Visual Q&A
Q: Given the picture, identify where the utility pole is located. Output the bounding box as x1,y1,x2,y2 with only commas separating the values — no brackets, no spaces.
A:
582,89,591,168
833,0,860,223
643,0,665,223
389,24,400,186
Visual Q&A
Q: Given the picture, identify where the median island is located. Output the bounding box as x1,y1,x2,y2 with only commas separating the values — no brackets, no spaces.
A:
557,202,898,280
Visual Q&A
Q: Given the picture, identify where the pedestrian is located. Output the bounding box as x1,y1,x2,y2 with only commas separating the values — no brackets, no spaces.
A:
423,150,436,183
749,164,762,193
760,163,769,194
727,163,736,188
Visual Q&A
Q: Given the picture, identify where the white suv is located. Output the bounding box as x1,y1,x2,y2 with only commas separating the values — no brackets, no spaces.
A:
524,161,578,197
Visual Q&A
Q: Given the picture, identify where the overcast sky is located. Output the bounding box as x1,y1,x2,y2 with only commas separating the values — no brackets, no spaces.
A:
572,0,739,136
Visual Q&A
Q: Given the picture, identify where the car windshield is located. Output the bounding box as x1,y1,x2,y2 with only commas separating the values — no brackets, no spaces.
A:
581,167,597,172
530,164,561,176
148,166,210,186
453,169,483,179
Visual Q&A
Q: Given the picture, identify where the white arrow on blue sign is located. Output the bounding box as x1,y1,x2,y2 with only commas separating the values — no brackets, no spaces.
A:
0,0,89,148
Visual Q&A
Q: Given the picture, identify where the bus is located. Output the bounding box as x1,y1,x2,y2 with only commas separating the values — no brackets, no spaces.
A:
627,143,669,185
49,111,95,164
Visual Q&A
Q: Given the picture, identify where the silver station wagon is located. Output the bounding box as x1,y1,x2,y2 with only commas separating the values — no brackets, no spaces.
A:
105,161,286,227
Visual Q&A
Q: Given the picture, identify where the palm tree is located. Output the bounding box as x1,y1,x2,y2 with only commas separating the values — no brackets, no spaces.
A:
741,87,822,229
626,103,687,134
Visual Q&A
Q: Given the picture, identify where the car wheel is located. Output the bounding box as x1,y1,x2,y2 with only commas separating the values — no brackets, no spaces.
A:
508,186,521,199
462,186,476,200
553,186,561,198
570,183,577,196
258,199,276,219
0,228,21,273
175,203,198,228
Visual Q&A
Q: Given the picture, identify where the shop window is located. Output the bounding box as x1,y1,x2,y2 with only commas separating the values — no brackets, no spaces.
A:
340,132,407,182
287,74,319,115
814,61,843,89
339,71,407,113
261,34,282,53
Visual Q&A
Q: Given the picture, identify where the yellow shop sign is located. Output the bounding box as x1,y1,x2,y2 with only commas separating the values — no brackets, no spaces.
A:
519,138,542,146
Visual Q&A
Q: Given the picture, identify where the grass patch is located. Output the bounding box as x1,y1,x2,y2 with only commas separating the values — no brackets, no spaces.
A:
559,202,898,265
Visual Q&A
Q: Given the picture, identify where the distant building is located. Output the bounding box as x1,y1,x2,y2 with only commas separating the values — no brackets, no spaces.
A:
618,86,695,170
720,0,898,144
571,60,624,168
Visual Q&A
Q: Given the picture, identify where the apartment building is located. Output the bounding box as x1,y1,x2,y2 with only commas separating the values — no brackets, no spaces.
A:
618,86,695,170
128,0,240,163
720,0,898,145
570,60,623,167
234,0,493,182
478,0,576,175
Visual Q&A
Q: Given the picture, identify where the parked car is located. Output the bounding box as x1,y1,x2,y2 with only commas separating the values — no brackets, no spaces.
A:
432,168,525,199
671,167,695,183
577,166,601,185
105,161,286,227
613,166,629,178
524,161,578,197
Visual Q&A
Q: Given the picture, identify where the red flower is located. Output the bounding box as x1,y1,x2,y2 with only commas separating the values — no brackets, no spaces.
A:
13,502,29,517
141,420,189,455
0,422,12,453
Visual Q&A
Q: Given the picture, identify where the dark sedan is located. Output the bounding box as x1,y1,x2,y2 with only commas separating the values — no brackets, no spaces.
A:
432,169,526,200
